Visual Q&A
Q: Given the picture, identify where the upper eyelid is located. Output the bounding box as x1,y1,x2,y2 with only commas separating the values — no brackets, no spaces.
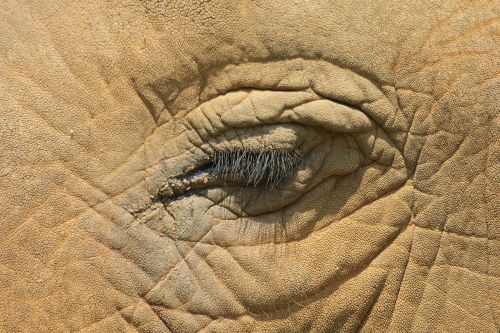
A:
183,89,374,144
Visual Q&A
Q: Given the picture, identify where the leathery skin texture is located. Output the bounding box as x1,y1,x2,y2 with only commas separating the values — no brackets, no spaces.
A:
0,1,498,332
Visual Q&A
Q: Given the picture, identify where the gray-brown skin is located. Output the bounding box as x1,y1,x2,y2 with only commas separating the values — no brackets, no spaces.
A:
0,1,499,332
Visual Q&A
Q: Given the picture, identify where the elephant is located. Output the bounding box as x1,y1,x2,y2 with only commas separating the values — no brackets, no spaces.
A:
0,0,498,332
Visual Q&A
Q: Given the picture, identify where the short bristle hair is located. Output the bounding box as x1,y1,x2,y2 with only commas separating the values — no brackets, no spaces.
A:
212,148,301,188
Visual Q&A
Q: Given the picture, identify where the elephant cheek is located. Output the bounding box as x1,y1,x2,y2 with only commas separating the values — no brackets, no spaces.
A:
138,186,412,322
204,188,412,313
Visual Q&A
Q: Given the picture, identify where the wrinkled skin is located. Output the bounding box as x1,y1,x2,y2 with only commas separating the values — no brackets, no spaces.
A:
0,1,499,332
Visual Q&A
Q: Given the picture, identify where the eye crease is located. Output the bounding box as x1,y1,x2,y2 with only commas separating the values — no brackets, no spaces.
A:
158,148,302,202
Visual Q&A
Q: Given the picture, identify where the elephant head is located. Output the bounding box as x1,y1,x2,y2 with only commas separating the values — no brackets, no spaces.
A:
0,1,498,332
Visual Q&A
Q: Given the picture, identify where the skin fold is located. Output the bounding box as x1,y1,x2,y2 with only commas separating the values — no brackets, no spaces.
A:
0,0,498,332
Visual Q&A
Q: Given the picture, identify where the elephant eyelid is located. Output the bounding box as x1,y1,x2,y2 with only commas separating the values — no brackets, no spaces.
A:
211,148,302,188
157,148,302,201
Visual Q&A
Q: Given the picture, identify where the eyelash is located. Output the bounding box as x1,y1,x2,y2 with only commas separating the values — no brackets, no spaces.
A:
211,148,302,188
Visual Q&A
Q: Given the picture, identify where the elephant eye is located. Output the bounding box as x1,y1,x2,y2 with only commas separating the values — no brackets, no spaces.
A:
212,148,302,188
158,148,302,200
152,88,398,216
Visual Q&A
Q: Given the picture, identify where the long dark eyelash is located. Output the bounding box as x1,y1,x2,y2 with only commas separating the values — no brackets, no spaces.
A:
212,148,302,188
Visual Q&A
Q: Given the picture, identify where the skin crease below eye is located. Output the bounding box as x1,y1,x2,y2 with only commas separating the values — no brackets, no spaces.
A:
0,1,498,333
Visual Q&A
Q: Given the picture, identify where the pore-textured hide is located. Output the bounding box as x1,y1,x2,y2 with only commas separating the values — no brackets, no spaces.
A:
0,1,499,332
